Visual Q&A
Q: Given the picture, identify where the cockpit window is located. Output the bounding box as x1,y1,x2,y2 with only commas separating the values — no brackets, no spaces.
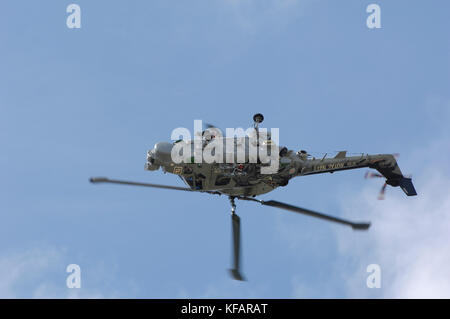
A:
183,176,194,188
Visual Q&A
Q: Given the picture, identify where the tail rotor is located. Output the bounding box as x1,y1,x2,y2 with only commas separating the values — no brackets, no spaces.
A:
364,171,388,200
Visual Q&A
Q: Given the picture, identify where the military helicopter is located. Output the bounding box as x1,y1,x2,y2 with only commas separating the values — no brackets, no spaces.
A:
90,113,417,281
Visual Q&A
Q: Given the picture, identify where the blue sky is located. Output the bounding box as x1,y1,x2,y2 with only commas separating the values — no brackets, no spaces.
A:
1,0,450,298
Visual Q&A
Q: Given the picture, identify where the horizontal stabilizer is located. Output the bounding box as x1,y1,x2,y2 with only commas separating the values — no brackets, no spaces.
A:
399,177,417,196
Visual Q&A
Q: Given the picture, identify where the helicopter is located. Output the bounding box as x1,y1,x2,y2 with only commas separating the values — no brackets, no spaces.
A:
90,113,417,281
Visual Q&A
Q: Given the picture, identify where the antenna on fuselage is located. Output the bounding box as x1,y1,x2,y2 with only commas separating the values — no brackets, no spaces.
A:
253,113,264,130
252,113,264,152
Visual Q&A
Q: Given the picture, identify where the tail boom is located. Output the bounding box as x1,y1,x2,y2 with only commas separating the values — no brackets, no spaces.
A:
300,153,417,197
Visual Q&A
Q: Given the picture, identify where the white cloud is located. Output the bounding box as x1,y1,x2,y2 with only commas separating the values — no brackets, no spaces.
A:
0,247,62,298
222,0,310,34
281,101,450,298
334,134,450,298
0,247,118,298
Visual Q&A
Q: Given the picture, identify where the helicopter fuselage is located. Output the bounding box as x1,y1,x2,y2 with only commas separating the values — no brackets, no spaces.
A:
90,113,417,281
145,138,415,197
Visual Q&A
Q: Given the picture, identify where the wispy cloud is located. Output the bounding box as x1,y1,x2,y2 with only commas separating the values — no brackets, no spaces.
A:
222,0,311,34
334,133,450,298
0,247,62,298
0,247,120,298
283,98,450,298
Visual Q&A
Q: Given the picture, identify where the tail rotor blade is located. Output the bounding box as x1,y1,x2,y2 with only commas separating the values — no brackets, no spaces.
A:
378,182,387,200
364,171,389,199
365,171,383,179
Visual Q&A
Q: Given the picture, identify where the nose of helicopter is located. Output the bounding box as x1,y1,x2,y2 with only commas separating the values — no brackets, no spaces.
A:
153,142,173,162
145,142,174,171
145,150,159,171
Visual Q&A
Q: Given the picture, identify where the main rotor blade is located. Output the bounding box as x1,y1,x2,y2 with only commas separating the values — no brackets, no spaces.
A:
90,177,195,192
90,177,224,197
238,197,370,230
229,213,245,281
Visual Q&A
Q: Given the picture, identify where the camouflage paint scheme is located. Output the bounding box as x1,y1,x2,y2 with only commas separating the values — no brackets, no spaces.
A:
145,138,416,198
